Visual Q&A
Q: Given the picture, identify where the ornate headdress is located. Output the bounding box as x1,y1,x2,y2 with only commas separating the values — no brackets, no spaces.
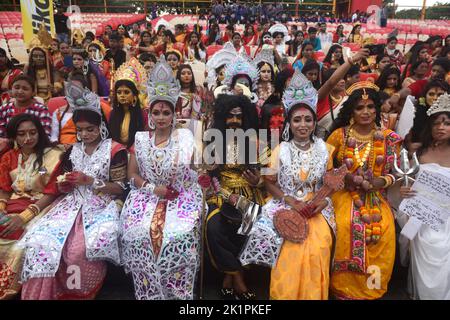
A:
71,28,85,46
114,57,148,92
147,56,181,108
427,92,450,116
88,40,107,56
206,42,238,88
28,23,53,50
253,47,275,69
346,81,380,100
282,69,318,115
65,80,109,140
224,54,259,92
268,23,290,42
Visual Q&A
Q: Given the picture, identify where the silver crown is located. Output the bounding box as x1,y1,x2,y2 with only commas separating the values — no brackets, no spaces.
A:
253,47,275,68
147,56,181,108
205,42,238,88
282,69,318,114
224,54,259,92
64,80,102,115
427,93,450,116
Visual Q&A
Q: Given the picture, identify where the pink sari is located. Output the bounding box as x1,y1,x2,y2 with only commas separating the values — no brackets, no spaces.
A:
21,212,107,300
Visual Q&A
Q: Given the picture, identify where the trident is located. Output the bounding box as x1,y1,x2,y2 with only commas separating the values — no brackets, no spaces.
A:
393,148,420,187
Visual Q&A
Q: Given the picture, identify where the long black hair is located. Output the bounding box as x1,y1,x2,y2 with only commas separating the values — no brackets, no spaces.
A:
177,64,196,93
71,50,95,91
187,32,206,61
210,94,259,165
257,61,275,84
6,113,52,171
27,47,54,86
301,59,321,90
323,44,345,66
417,111,450,157
0,48,15,70
109,79,144,148
410,80,450,142
282,103,318,141
376,66,402,92
329,88,382,134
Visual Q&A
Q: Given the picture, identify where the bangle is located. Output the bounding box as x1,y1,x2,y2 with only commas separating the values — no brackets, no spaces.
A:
348,56,355,65
28,204,41,216
142,181,156,194
93,178,106,190
0,199,7,211
19,208,35,223
380,176,393,189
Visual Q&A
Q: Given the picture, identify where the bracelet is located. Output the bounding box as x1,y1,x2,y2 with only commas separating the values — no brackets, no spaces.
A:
93,178,106,190
142,181,156,194
380,175,394,189
0,199,7,211
28,204,41,216
19,208,35,224
387,174,396,185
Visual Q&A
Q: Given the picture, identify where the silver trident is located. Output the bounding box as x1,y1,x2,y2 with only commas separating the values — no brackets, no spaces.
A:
393,148,420,187
92,48,104,65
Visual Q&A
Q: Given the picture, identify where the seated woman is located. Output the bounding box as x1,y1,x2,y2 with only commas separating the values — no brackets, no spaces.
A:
184,32,206,63
376,66,402,98
24,47,64,103
109,58,148,149
240,71,336,300
402,61,430,89
0,48,22,104
0,114,62,299
254,48,276,115
165,49,183,77
323,44,345,71
70,49,110,97
51,72,112,147
87,41,112,81
398,93,450,300
20,85,127,300
176,64,205,120
120,59,204,300
292,42,316,72
0,75,52,139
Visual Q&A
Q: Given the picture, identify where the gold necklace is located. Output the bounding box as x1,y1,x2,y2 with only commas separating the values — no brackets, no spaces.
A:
354,142,372,167
330,94,343,105
350,128,374,143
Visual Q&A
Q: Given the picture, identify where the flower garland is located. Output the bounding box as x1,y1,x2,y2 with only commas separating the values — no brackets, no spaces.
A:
343,126,385,245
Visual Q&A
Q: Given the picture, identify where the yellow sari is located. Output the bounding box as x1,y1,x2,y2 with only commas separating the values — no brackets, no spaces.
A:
326,127,401,300
269,143,335,300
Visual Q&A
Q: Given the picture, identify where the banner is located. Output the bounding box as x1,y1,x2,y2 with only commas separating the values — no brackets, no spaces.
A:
20,0,55,47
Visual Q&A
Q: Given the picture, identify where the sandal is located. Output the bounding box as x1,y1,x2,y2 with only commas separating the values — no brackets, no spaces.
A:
220,288,236,300
235,291,256,300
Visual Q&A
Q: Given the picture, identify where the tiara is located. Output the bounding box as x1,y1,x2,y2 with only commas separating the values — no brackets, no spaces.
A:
88,40,107,56
114,57,148,92
205,42,238,87
65,80,102,116
346,81,380,96
427,93,450,116
253,47,275,69
282,69,318,114
224,54,259,92
147,56,181,108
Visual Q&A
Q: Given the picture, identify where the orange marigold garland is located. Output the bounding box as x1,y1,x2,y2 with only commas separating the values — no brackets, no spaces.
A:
344,127,386,245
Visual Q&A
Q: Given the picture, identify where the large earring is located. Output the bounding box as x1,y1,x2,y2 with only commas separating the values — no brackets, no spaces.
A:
100,121,109,140
14,140,19,150
349,117,355,126
282,123,290,141
132,97,138,106
172,116,177,129
148,117,156,130
82,60,89,76
76,132,82,141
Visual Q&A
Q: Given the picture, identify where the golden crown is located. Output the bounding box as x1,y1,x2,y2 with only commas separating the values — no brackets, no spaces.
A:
28,23,53,51
113,57,148,92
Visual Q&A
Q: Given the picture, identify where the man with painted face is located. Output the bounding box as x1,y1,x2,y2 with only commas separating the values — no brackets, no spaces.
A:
205,94,266,300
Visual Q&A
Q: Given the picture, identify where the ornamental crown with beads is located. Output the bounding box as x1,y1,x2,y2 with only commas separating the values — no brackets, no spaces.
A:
282,69,318,114
427,92,450,116
64,80,102,116
147,56,181,108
